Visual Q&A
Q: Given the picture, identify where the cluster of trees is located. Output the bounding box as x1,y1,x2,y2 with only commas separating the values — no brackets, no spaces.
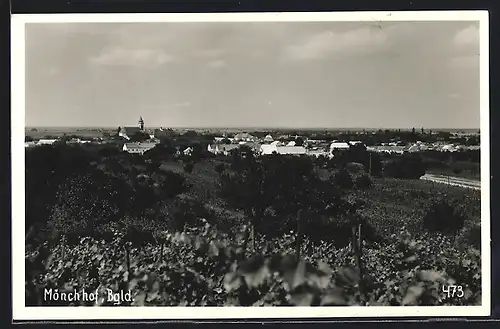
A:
241,129,480,146
218,152,378,245
383,154,426,179
321,143,425,180
25,144,192,246
420,149,480,164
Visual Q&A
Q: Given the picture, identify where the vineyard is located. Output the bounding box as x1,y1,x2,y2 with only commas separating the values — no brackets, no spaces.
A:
25,144,482,307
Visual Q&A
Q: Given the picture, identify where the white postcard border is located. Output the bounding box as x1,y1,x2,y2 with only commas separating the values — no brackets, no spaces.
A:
11,10,491,320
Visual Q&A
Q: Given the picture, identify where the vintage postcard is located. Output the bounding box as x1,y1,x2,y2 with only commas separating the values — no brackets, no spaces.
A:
12,11,490,320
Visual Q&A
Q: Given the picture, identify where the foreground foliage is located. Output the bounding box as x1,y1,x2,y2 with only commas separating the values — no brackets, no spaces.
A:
26,221,481,307
25,144,482,307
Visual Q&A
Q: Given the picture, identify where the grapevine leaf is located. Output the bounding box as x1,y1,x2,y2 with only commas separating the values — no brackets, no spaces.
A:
283,260,306,291
320,288,347,306
239,255,265,274
290,292,315,306
208,241,220,257
403,255,418,263
317,261,333,275
402,285,424,306
337,266,359,286
132,292,146,306
417,270,445,282
223,271,242,292
243,263,270,288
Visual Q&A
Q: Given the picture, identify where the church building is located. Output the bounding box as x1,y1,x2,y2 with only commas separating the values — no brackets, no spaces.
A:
118,116,145,140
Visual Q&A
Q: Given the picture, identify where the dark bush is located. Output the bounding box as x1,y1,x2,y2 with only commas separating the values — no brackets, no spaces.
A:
48,169,134,241
383,154,426,179
459,223,481,250
183,162,194,173
333,168,354,189
422,200,466,235
302,214,381,247
159,171,188,198
355,173,373,189
215,163,225,174
346,162,365,175
166,196,210,231
98,146,121,158
129,154,145,165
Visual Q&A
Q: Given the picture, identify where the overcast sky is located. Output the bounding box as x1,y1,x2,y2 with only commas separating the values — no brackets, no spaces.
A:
25,20,480,129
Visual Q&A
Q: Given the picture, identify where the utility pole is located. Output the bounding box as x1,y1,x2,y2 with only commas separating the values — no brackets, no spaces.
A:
369,152,372,175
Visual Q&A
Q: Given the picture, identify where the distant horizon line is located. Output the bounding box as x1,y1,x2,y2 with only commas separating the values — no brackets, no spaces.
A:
25,126,481,131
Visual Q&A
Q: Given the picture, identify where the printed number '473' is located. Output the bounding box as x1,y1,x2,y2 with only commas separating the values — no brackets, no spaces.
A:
442,285,464,298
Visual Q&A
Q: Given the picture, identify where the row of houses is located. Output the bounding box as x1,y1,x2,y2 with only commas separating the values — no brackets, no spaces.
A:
122,142,194,156
207,141,349,157
24,140,57,148
122,142,158,155
25,138,98,148
367,142,481,154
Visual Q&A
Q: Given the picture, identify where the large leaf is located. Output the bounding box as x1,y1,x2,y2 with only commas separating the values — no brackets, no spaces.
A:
131,292,146,306
337,266,359,286
417,270,445,282
307,261,332,289
239,255,265,274
402,285,424,306
290,292,315,306
283,260,307,291
223,271,242,293
320,288,348,306
242,263,270,288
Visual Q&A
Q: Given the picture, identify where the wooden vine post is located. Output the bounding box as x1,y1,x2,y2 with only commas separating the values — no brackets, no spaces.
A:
250,208,256,252
251,222,255,252
124,242,131,279
296,209,303,259
61,234,66,261
351,215,366,305
122,230,131,282
160,241,164,263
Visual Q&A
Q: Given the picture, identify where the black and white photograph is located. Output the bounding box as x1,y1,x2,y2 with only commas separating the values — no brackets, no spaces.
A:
13,11,490,320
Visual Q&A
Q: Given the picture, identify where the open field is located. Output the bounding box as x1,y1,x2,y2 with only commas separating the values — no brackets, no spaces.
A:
25,127,117,139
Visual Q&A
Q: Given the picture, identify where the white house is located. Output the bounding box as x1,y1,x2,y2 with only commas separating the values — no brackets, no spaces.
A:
260,144,307,156
330,142,350,151
207,144,217,153
122,142,157,155
277,146,307,155
234,132,256,142
287,141,296,146
37,139,58,145
260,144,277,155
24,141,37,148
307,149,329,158
442,144,459,152
264,134,274,143
183,147,193,156
207,143,240,156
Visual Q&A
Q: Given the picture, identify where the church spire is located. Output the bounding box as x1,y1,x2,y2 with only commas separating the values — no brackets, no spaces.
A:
139,116,144,131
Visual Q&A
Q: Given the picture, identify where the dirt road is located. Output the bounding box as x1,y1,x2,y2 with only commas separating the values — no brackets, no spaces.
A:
420,173,481,190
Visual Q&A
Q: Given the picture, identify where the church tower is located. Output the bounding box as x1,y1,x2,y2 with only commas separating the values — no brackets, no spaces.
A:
139,116,144,131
